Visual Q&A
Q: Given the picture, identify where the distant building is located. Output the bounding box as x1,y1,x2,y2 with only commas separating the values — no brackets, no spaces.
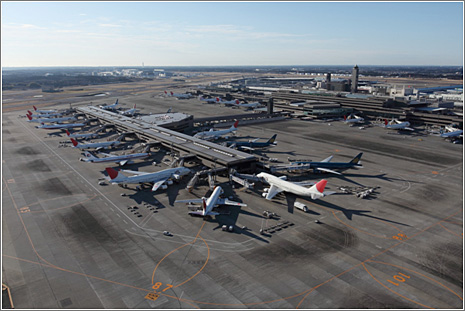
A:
326,73,331,91
351,65,359,93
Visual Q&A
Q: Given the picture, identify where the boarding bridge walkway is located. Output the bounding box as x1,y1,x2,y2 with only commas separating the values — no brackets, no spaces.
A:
76,106,257,171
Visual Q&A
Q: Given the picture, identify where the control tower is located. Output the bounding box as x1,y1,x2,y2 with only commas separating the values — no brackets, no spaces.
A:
351,65,359,93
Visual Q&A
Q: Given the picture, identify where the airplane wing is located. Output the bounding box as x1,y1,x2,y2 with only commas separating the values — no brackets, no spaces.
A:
99,152,113,157
239,146,254,151
404,127,414,131
217,198,247,207
321,155,333,162
315,167,343,175
151,178,169,192
265,184,283,200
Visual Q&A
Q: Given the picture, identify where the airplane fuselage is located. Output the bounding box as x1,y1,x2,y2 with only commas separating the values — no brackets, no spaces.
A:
82,152,149,163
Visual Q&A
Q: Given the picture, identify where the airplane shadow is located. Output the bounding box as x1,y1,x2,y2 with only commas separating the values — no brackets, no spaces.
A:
305,198,411,227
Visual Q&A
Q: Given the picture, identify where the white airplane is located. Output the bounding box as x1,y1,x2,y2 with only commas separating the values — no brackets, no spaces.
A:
36,121,87,130
440,125,463,139
194,120,239,140
28,110,64,118
33,105,57,114
383,119,414,131
175,186,246,217
70,138,121,150
198,95,220,104
257,172,329,201
100,99,119,111
105,166,191,191
79,150,150,166
343,114,364,123
27,114,76,123
165,91,192,99
119,104,138,116
65,129,99,140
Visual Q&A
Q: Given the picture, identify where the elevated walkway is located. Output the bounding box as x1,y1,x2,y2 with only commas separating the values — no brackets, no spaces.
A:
76,106,257,171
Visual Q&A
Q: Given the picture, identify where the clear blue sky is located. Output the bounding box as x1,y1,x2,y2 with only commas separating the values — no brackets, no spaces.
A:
2,1,463,67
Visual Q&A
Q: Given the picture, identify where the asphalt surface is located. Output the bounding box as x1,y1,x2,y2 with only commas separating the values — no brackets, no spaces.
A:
2,84,463,309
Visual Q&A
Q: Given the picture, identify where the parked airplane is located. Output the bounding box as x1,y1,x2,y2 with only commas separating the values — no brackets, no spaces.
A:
100,99,119,111
27,114,76,123
79,150,150,166
70,138,122,150
198,95,220,104
220,99,240,105
272,153,363,175
257,172,330,211
65,129,99,140
383,119,414,131
440,124,463,138
194,120,239,140
175,186,246,217
165,91,192,99
343,114,364,123
119,104,138,116
226,101,261,109
28,110,64,118
229,134,277,151
105,166,191,191
33,105,57,114
36,121,87,130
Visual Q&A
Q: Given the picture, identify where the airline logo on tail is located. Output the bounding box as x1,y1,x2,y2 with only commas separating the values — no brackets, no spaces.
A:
315,179,327,193
70,138,79,147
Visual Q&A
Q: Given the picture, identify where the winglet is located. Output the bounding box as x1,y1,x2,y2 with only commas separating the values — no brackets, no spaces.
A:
105,167,119,180
70,138,78,147
315,179,327,193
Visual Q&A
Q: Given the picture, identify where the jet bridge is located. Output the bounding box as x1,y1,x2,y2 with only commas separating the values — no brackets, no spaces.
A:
76,106,258,171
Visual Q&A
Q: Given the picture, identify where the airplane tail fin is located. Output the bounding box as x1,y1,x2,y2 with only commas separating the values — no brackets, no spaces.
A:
267,134,277,144
344,115,347,121
309,179,327,199
115,99,118,105
231,120,239,130
105,167,126,182
384,119,388,126
166,107,172,113
65,129,71,136
216,97,220,102
235,99,240,105
27,114,32,120
350,152,363,165
170,91,174,96
33,105,37,111
27,110,33,115
70,138,78,147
